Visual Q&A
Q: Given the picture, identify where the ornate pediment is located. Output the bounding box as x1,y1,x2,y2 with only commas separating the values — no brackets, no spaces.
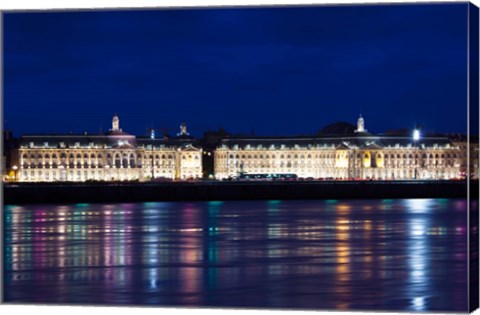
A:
362,141,383,150
335,142,351,150
179,143,201,152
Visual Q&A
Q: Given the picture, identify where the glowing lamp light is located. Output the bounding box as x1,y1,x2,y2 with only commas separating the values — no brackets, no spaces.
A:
413,129,420,142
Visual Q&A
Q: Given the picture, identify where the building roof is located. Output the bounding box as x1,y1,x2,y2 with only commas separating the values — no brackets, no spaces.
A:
218,134,454,149
319,121,356,135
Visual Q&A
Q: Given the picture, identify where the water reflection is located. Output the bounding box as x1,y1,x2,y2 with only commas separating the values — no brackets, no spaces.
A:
4,198,468,311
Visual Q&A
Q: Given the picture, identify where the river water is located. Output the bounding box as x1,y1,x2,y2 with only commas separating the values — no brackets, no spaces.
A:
3,199,472,311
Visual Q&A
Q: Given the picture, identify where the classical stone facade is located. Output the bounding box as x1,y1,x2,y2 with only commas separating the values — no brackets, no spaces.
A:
451,136,480,179
214,116,476,180
15,115,202,182
9,114,478,182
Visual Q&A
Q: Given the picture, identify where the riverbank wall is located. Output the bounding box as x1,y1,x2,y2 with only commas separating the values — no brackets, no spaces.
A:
4,180,477,204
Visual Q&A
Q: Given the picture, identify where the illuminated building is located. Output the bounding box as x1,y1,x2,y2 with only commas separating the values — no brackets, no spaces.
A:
15,115,202,182
214,115,477,180
10,114,478,182
450,135,480,179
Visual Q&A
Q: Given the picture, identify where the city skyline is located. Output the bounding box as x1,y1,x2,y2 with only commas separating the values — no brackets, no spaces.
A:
4,3,472,137
7,112,473,138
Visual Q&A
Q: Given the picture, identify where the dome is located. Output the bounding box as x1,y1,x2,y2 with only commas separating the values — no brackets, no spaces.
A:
319,122,356,135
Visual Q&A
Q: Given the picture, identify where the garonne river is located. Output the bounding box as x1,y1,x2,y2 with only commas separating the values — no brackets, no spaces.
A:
3,199,473,311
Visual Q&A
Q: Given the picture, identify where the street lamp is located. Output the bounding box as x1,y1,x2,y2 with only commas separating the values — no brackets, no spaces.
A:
413,129,420,143
413,129,420,179
12,165,18,181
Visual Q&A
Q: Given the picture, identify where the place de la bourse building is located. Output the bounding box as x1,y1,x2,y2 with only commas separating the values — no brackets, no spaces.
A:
16,115,203,182
12,114,478,182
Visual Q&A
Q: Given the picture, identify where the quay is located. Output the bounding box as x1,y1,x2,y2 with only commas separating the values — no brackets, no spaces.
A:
4,180,477,204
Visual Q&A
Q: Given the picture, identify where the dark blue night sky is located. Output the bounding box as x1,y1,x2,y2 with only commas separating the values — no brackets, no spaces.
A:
3,3,470,137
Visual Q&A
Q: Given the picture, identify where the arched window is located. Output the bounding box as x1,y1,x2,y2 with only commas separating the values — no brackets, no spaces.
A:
115,155,121,168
